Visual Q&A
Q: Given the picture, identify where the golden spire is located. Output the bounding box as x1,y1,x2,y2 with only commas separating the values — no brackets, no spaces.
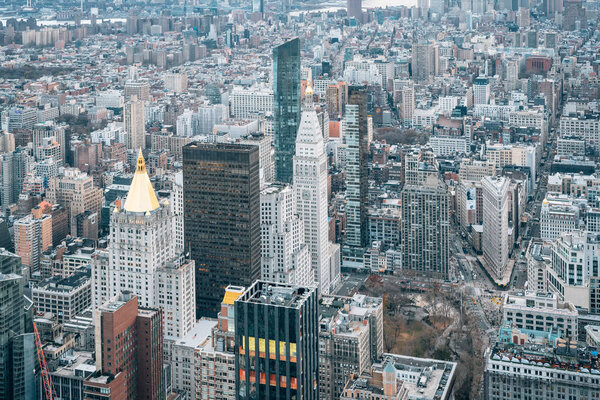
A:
123,149,160,213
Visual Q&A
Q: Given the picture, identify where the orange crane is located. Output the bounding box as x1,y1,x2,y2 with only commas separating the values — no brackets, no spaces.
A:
33,322,56,400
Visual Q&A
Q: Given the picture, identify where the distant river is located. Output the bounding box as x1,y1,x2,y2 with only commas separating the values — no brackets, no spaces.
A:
291,0,418,16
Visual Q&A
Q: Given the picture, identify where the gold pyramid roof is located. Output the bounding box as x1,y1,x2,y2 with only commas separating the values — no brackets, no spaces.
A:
123,149,160,213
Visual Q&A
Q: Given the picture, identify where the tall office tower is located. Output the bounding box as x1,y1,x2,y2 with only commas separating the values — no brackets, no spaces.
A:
397,85,415,127
0,131,15,153
472,0,486,13
473,77,491,105
252,0,264,14
343,86,369,264
47,168,103,236
0,252,35,400
411,42,438,82
0,149,31,212
347,0,363,23
563,0,586,31
93,151,195,338
401,176,450,279
261,183,313,287
294,86,340,294
505,59,519,91
33,122,66,163
124,79,150,101
326,81,348,120
86,292,164,400
0,221,12,253
273,38,301,184
430,0,444,14
482,176,510,281
183,142,261,318
235,281,319,400
543,0,562,16
14,207,52,276
124,95,146,150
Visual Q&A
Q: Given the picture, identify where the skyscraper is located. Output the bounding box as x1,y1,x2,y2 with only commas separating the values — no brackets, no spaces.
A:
85,292,164,400
32,122,66,164
401,176,450,279
92,151,196,338
13,208,52,276
252,0,264,14
482,176,510,280
294,85,341,294
183,142,261,318
273,38,301,184
0,149,30,212
260,183,313,287
124,95,146,150
0,251,35,400
411,42,439,82
235,281,319,400
473,77,491,105
47,168,103,236
347,0,363,23
343,86,369,264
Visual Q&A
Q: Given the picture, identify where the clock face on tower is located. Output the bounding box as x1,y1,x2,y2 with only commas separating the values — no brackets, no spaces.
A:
302,190,311,201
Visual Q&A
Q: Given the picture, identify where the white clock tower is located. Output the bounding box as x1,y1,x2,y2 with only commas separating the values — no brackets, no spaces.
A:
293,84,340,295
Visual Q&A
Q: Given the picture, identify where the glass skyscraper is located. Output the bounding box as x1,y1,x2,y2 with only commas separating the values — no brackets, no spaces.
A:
235,281,318,400
342,86,369,263
273,38,301,184
183,142,262,318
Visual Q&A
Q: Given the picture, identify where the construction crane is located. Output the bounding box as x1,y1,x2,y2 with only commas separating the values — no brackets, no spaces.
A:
33,322,56,400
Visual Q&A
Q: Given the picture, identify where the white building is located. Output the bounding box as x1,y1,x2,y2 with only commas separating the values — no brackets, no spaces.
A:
547,230,600,311
482,176,510,280
90,122,125,146
260,184,313,287
164,72,188,94
526,241,551,292
473,77,490,105
503,291,578,340
485,142,538,183
237,133,274,188
559,115,600,151
294,87,340,295
438,96,461,114
92,151,195,338
540,197,580,242
556,137,585,156
95,90,124,109
429,135,468,156
229,85,273,119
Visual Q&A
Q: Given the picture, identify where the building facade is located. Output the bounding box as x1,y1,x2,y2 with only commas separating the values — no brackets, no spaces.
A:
183,142,261,318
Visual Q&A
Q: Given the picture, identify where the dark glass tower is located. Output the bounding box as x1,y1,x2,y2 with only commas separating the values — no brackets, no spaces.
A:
235,281,318,400
0,251,35,400
183,142,261,318
273,38,301,184
342,86,369,263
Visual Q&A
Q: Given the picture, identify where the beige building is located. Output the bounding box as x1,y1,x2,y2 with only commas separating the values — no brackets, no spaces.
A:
124,96,146,150
14,206,52,275
47,168,103,236
319,293,384,400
